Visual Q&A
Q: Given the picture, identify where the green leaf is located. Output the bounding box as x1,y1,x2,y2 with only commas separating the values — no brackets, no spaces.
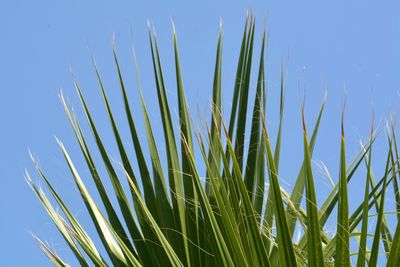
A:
335,116,350,267
182,128,235,267
302,109,325,267
244,29,266,202
286,94,326,237
132,46,175,240
27,174,91,267
356,116,374,267
222,121,271,267
32,235,72,267
60,93,137,260
57,139,128,267
172,24,200,266
369,140,392,266
148,27,189,265
233,17,255,171
126,169,184,267
262,118,297,266
274,64,285,171
206,23,223,199
389,120,400,222
73,80,156,266
387,216,400,266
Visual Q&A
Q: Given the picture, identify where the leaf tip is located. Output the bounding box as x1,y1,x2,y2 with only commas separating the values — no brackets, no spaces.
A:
170,17,176,35
370,110,375,137
341,97,346,138
341,110,345,138
301,104,307,136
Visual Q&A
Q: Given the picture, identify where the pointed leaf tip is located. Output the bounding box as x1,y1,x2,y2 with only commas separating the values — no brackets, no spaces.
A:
370,110,375,136
112,33,116,49
341,110,345,138
323,90,328,102
341,97,346,138
170,18,176,35
147,19,151,30
301,105,307,136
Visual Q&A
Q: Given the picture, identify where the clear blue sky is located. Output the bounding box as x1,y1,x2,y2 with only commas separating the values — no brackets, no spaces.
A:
1,1,399,266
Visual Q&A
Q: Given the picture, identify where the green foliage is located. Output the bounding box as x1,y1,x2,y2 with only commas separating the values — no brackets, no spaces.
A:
28,16,400,266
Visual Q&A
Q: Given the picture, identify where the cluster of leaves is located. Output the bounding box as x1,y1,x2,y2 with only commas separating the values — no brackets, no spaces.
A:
28,16,400,266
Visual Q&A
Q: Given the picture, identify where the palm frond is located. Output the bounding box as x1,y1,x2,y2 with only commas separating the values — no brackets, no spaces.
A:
28,16,400,267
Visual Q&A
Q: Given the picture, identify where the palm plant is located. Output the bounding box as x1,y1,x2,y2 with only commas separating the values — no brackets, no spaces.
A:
27,16,400,266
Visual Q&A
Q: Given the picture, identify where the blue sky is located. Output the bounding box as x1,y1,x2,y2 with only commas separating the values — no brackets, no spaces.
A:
1,0,400,266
